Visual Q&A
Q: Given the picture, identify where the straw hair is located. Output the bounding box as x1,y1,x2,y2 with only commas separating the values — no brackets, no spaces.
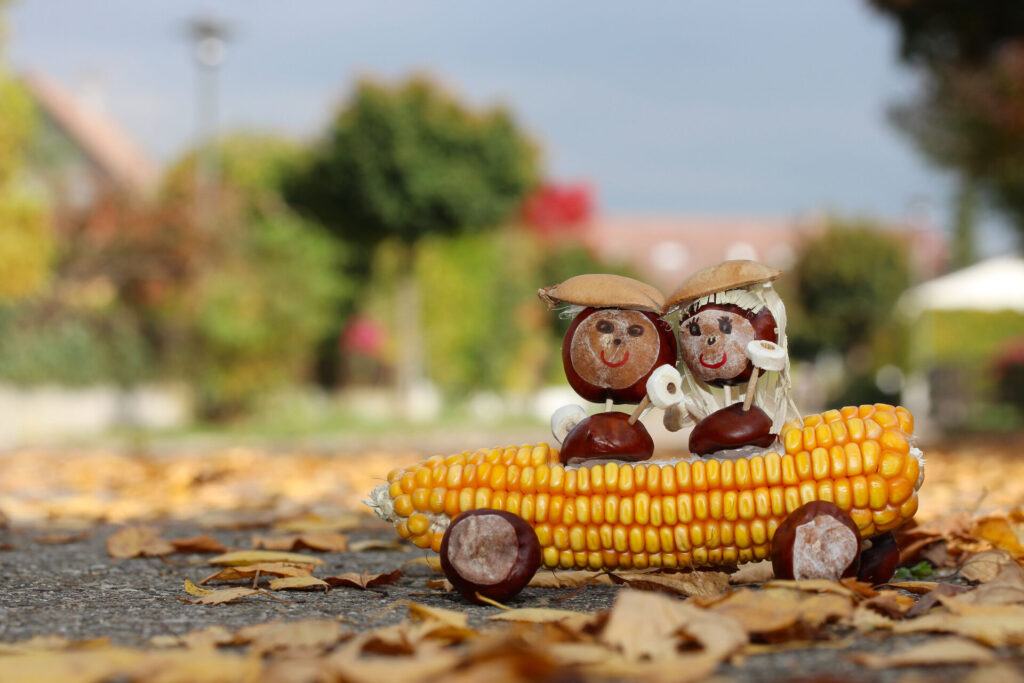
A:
538,274,666,313
666,260,781,311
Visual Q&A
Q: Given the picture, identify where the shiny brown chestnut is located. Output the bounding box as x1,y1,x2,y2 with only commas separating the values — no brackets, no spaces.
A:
857,531,901,585
688,402,776,456
771,501,861,581
440,509,541,604
559,411,654,465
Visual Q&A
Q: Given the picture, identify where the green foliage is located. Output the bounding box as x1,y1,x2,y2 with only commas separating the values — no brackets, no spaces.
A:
0,304,150,386
924,309,1024,364
0,32,52,302
790,219,910,357
871,0,1024,240
285,75,540,248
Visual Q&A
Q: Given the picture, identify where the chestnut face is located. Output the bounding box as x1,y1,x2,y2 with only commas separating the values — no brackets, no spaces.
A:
678,303,777,386
563,308,677,404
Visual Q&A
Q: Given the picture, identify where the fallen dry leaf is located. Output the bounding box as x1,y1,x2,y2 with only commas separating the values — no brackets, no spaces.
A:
600,589,747,663
960,548,1018,583
272,512,363,533
207,550,324,567
487,607,598,632
105,526,174,559
237,619,348,653
710,587,853,639
607,570,729,598
884,581,940,595
184,579,214,597
764,578,857,598
325,569,403,590
848,636,997,668
906,583,970,618
973,516,1024,557
893,603,1024,647
180,625,235,649
529,570,613,588
859,590,914,619
170,534,227,554
402,556,443,572
199,562,315,584
252,532,350,552
729,560,775,584
184,587,260,605
954,562,1024,606
33,531,91,545
347,539,407,552
268,576,330,591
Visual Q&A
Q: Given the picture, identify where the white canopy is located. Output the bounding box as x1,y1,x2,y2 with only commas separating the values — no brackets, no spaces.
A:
899,256,1024,316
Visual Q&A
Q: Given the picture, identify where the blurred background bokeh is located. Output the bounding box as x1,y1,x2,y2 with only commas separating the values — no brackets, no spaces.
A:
2,0,1023,451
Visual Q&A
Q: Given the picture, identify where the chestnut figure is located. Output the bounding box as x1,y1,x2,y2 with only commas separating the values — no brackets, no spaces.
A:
857,531,901,585
688,402,775,456
563,307,677,404
771,501,861,582
678,303,777,387
440,509,541,604
560,411,654,466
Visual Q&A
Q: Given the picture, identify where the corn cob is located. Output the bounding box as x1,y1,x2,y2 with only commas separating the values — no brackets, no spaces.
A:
366,403,923,571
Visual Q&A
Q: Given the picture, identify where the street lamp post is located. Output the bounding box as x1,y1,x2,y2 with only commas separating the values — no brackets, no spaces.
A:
186,16,230,229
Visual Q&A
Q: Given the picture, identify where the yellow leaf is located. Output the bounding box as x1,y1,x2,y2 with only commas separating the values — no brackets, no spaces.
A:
324,569,403,589
105,526,174,559
529,570,613,588
272,512,362,533
403,601,469,629
184,579,213,597
607,570,730,598
187,587,259,605
207,550,324,567
887,581,940,594
764,579,857,597
200,562,315,584
488,607,598,632
973,516,1024,557
347,539,407,552
268,576,329,591
180,625,235,649
170,534,227,554
236,619,347,652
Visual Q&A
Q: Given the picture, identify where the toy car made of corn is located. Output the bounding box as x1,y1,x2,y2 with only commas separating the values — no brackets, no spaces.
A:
366,404,922,571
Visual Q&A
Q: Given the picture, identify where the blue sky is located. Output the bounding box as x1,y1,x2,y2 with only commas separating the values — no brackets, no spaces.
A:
7,0,1019,253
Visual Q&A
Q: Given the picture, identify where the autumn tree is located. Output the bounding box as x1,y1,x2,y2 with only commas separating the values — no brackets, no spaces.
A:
870,0,1024,256
0,1,52,301
285,76,540,405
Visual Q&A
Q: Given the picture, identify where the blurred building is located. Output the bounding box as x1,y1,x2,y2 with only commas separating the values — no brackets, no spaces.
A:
20,70,158,207
582,214,948,290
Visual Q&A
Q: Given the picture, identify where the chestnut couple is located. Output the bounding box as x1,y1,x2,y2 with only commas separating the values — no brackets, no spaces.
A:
539,260,799,465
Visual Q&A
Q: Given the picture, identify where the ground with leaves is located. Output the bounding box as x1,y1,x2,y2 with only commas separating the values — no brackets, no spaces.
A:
2,437,1024,682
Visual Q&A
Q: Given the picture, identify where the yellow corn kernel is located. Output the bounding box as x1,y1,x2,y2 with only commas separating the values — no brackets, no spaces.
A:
660,464,677,494
751,519,768,546
902,455,921,488
643,464,660,495
900,495,919,520
506,465,522,492
660,527,675,553
720,520,734,546
829,420,849,446
765,452,782,485
411,533,431,549
531,444,549,467
874,410,899,430
411,488,431,511
694,493,709,520
650,498,663,527
753,488,771,519
770,487,786,516
663,495,678,525
533,464,549,493
784,427,803,454
413,467,431,489
645,527,661,554
678,493,694,523
430,533,444,554
634,463,648,492
488,464,507,490
542,546,559,568
548,466,564,493
804,413,824,427
386,468,404,483
814,423,833,449
635,493,651,526
620,497,635,526
851,476,869,508
896,407,914,433
491,490,507,512
558,550,574,569
589,495,603,525
549,495,564,522
462,464,478,487
388,481,403,500
752,454,769,486
604,495,620,525
799,481,817,505
861,440,880,475
829,445,847,478
858,404,875,418
587,552,603,570
840,405,858,420
613,526,628,553
570,526,586,552
845,443,863,476
474,489,492,510
723,491,739,521
459,488,475,513
444,490,461,517
534,493,550,522
823,408,842,423
735,522,751,548
629,527,644,554
674,524,692,551
782,454,800,485
817,481,835,503
847,418,865,443
705,459,721,489
584,526,600,552
720,459,735,490
519,467,536,494
879,451,905,479
864,419,883,442
396,520,410,538
881,430,910,456
737,490,756,521
795,451,813,480
560,498,576,525
429,487,446,514
520,494,536,522
393,494,414,518
563,469,577,497
589,464,605,494
802,426,817,451
784,486,801,514
553,525,570,550
709,490,723,520
872,506,900,529
734,458,751,489
618,464,636,495
705,521,721,549
722,547,739,565
692,460,708,491
407,513,430,536
867,475,888,510
599,523,614,549
575,467,591,495
834,478,852,510
812,448,831,480
689,523,705,548
400,473,416,493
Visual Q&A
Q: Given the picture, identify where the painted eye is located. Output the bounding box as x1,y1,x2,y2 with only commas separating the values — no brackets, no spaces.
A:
596,320,614,334
627,324,644,337
718,317,732,334
688,321,701,336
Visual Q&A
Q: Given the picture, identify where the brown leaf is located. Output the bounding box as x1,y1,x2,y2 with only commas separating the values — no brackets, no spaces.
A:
106,526,174,559
859,590,914,619
170,534,227,554
324,569,403,589
608,570,730,598
729,560,775,584
600,589,747,663
839,577,878,599
847,636,996,668
33,531,90,545
884,580,939,594
955,562,1024,606
959,548,1017,583
207,550,324,566
764,578,857,597
251,533,349,552
710,587,853,639
401,556,443,572
180,625,234,649
973,516,1024,557
487,607,599,632
272,512,362,533
268,576,330,591
906,583,970,618
185,587,260,605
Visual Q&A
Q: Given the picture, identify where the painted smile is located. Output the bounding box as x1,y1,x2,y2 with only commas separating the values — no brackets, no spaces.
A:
600,349,630,368
699,351,727,369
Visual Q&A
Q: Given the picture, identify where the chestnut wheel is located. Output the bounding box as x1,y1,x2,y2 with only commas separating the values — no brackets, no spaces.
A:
440,509,541,604
771,501,861,581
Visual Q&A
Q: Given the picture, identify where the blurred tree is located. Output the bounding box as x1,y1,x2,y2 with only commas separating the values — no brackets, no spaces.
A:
284,76,540,406
789,219,910,359
0,2,52,302
870,0,1024,245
